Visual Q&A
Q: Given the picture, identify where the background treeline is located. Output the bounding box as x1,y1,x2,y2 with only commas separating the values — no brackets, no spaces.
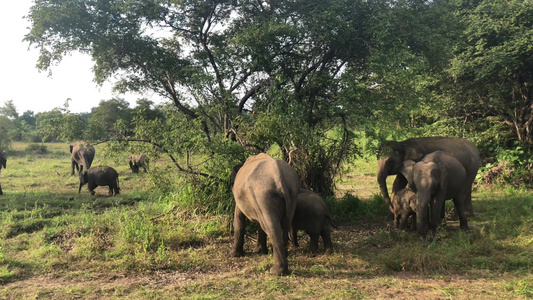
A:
3,0,532,197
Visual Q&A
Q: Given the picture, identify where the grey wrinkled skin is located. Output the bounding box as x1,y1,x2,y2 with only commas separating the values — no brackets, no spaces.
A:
70,141,95,176
231,154,300,276
291,189,333,255
377,137,479,217
391,188,418,230
79,166,120,196
400,151,469,236
0,150,6,195
128,153,149,173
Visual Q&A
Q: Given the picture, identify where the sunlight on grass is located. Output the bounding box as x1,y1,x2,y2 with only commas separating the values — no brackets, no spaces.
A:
0,143,531,298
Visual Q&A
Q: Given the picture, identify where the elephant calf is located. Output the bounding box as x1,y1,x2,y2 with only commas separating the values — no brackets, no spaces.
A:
291,189,334,255
391,188,418,230
79,166,120,196
128,153,149,173
400,150,469,236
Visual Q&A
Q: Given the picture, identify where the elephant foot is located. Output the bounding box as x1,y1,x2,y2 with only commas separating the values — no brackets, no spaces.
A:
230,248,245,257
270,265,289,276
460,225,470,232
324,247,334,255
253,246,268,255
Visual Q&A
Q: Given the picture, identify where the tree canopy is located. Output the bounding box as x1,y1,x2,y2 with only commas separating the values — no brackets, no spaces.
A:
15,0,533,193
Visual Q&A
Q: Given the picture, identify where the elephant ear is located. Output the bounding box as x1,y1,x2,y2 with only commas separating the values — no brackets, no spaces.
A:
379,141,402,158
404,147,424,161
400,160,416,189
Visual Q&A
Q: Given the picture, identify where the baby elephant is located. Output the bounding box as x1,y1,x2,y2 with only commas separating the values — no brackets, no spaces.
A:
79,166,120,196
128,154,149,173
392,188,418,230
291,189,334,254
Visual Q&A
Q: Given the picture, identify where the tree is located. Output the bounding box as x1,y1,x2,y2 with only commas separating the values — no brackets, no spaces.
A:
0,100,19,120
86,98,133,141
448,0,533,143
24,0,460,194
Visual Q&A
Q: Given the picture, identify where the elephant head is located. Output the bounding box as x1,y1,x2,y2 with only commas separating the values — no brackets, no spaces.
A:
377,141,425,207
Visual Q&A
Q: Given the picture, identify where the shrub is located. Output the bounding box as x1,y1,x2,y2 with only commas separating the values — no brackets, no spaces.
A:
24,143,48,155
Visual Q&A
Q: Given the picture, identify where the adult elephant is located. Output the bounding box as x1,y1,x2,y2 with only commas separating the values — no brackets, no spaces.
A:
128,154,149,173
399,151,469,235
377,137,479,216
70,141,95,176
0,150,6,195
231,153,300,276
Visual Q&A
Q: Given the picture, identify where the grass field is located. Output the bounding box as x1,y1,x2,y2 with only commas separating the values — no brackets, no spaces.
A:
0,142,531,299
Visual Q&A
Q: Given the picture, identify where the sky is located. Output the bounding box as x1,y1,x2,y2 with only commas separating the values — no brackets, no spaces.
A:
0,0,164,114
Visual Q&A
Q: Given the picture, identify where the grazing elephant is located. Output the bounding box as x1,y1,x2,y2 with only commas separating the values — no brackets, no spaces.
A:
291,189,334,254
231,153,300,276
70,141,95,176
400,151,469,236
128,154,149,173
391,188,418,230
79,166,120,196
0,150,6,195
377,137,479,216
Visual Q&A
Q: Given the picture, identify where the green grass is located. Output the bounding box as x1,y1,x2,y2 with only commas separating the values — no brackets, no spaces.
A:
0,142,531,299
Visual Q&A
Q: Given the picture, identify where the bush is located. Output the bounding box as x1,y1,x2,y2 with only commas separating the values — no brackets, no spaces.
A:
24,144,49,155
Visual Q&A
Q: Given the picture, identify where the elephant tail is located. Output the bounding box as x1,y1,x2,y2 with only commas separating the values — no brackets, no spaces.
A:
116,175,121,192
327,214,337,229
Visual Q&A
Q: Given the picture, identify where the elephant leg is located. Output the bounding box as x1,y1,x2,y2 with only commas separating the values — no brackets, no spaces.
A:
261,219,289,276
463,188,474,216
453,197,469,231
291,226,299,248
253,227,268,254
399,211,410,230
108,187,113,196
0,183,3,195
231,206,246,257
410,213,417,231
394,213,400,228
71,160,77,176
309,233,319,254
321,229,333,255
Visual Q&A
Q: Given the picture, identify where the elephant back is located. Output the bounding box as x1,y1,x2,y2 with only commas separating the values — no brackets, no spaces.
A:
233,153,300,223
71,141,95,169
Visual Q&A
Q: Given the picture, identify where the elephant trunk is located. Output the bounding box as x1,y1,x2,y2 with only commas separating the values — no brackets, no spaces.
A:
377,159,392,209
78,182,83,194
416,191,430,236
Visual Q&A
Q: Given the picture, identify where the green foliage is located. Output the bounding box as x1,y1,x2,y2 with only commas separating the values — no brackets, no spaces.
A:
327,193,389,223
448,0,533,143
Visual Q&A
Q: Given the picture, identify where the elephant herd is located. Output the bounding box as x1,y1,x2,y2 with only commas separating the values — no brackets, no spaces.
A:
232,137,480,275
69,141,149,195
0,137,480,276
0,141,149,197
